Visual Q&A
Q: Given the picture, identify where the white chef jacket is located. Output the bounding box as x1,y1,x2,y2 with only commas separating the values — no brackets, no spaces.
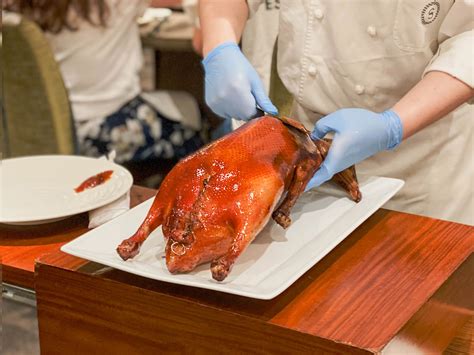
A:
242,0,280,92
233,0,280,130
248,0,474,225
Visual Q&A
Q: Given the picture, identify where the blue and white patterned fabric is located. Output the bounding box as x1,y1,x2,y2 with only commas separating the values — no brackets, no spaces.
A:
75,95,204,164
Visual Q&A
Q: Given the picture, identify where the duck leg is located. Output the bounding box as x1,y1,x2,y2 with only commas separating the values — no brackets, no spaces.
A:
211,181,283,281
272,138,362,229
272,156,320,228
117,197,164,260
315,139,362,202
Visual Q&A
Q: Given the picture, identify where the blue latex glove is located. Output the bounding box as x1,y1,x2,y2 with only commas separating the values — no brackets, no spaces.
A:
202,42,278,120
306,109,403,190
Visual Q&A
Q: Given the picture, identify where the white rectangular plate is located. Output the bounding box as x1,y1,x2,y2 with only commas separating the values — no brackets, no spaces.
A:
62,176,404,299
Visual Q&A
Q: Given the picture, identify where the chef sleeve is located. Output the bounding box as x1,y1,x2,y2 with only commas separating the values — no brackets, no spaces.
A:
246,0,266,17
423,0,474,89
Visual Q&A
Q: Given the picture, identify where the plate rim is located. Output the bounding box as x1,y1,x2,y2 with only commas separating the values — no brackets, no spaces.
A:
0,155,134,224
61,176,404,299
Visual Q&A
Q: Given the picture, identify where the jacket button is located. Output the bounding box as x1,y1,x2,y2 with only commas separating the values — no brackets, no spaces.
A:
308,65,318,77
314,9,324,20
355,84,365,94
367,26,377,37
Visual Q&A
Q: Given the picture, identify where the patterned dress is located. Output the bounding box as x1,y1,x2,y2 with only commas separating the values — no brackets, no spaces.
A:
75,95,205,164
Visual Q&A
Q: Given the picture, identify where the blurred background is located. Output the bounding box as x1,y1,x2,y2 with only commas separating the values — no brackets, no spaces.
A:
1,1,282,354
1,1,218,354
0,0,228,189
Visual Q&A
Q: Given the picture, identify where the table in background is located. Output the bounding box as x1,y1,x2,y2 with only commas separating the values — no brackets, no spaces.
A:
33,206,473,353
140,12,194,52
139,12,210,120
0,185,156,290
139,11,197,92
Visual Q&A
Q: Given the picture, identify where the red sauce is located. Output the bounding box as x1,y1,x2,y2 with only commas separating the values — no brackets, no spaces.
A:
74,170,114,193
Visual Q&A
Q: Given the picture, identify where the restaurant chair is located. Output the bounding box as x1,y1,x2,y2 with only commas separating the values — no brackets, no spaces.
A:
1,13,76,158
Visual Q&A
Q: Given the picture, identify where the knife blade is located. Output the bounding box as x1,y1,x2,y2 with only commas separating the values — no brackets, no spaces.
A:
256,107,310,134
256,107,282,120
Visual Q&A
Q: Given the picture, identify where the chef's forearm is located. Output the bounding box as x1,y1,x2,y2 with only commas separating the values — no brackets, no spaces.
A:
199,0,249,57
392,71,474,139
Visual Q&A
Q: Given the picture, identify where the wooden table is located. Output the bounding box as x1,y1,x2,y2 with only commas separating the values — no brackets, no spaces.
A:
31,197,473,352
0,186,156,290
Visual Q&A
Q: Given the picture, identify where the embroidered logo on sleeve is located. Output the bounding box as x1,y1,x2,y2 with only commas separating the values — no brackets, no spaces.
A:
421,1,440,24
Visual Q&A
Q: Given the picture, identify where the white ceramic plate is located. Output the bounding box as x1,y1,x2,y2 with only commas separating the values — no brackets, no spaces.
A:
0,155,133,225
137,8,172,25
61,176,403,299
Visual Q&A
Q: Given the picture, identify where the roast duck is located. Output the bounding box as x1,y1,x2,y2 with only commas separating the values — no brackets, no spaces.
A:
117,115,361,281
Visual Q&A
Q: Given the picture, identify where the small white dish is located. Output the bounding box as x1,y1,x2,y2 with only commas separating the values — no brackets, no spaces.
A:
61,176,403,299
0,155,133,225
137,8,172,26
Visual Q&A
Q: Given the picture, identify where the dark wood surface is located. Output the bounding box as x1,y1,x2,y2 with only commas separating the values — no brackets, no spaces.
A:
378,253,473,354
0,185,156,289
35,266,368,354
445,317,474,354
34,205,473,353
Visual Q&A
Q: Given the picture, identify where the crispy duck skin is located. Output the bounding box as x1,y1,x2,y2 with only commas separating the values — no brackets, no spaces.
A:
117,115,361,281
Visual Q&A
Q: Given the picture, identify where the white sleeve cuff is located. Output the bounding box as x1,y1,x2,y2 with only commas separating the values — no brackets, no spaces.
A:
423,30,474,89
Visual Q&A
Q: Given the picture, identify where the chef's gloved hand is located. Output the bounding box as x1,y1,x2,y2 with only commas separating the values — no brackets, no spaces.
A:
202,42,278,120
306,109,403,190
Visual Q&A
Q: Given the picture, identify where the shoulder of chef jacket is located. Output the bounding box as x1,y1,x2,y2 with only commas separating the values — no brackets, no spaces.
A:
246,0,473,114
242,0,280,92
